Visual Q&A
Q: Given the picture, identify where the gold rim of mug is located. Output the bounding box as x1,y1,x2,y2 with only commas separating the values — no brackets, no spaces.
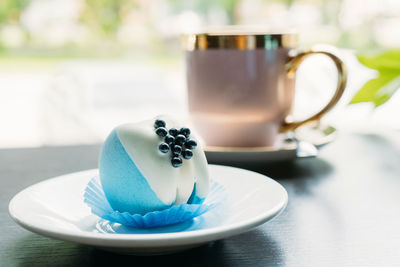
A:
182,33,298,50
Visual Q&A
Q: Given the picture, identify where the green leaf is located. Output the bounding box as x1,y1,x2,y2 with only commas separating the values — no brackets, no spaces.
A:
357,50,400,71
350,73,400,107
351,49,400,107
374,76,400,106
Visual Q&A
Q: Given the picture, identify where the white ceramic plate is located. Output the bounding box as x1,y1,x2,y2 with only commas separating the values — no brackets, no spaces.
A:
205,123,337,164
9,165,288,255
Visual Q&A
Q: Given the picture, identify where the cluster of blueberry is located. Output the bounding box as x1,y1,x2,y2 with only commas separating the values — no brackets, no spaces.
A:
154,119,197,168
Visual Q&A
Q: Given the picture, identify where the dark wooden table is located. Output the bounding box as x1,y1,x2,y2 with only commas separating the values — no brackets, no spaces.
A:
1,130,400,267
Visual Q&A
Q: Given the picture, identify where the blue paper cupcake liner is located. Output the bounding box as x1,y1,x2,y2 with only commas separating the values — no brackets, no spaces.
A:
84,176,225,228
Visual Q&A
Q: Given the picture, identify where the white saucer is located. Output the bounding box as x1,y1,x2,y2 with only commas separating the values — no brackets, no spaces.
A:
205,123,337,164
9,165,288,255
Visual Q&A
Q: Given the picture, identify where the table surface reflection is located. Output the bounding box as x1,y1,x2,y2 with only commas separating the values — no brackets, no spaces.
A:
1,130,400,267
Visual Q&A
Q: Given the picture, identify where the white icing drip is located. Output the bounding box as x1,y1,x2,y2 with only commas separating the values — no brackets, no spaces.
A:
191,146,210,198
116,117,209,205
174,159,195,205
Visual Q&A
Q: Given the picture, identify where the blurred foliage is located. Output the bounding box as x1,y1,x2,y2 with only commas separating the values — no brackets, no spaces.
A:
350,50,400,107
80,0,138,38
0,0,397,58
0,0,30,24
168,0,240,23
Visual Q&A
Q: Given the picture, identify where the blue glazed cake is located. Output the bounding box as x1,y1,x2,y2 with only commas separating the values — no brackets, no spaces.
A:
98,117,210,216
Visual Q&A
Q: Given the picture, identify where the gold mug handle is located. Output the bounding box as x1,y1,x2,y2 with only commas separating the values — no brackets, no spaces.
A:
280,50,348,132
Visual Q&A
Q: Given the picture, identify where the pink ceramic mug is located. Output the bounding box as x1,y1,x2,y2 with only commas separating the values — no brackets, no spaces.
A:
183,32,347,147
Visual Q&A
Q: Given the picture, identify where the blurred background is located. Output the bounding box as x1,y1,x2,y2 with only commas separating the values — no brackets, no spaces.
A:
1,0,400,148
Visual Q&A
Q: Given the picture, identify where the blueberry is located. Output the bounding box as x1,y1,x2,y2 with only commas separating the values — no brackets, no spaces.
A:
155,127,168,137
164,134,175,145
154,119,166,128
175,134,186,145
171,157,183,168
185,139,197,149
182,149,193,159
169,128,179,137
180,127,191,138
172,145,182,155
172,152,181,158
158,142,169,153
